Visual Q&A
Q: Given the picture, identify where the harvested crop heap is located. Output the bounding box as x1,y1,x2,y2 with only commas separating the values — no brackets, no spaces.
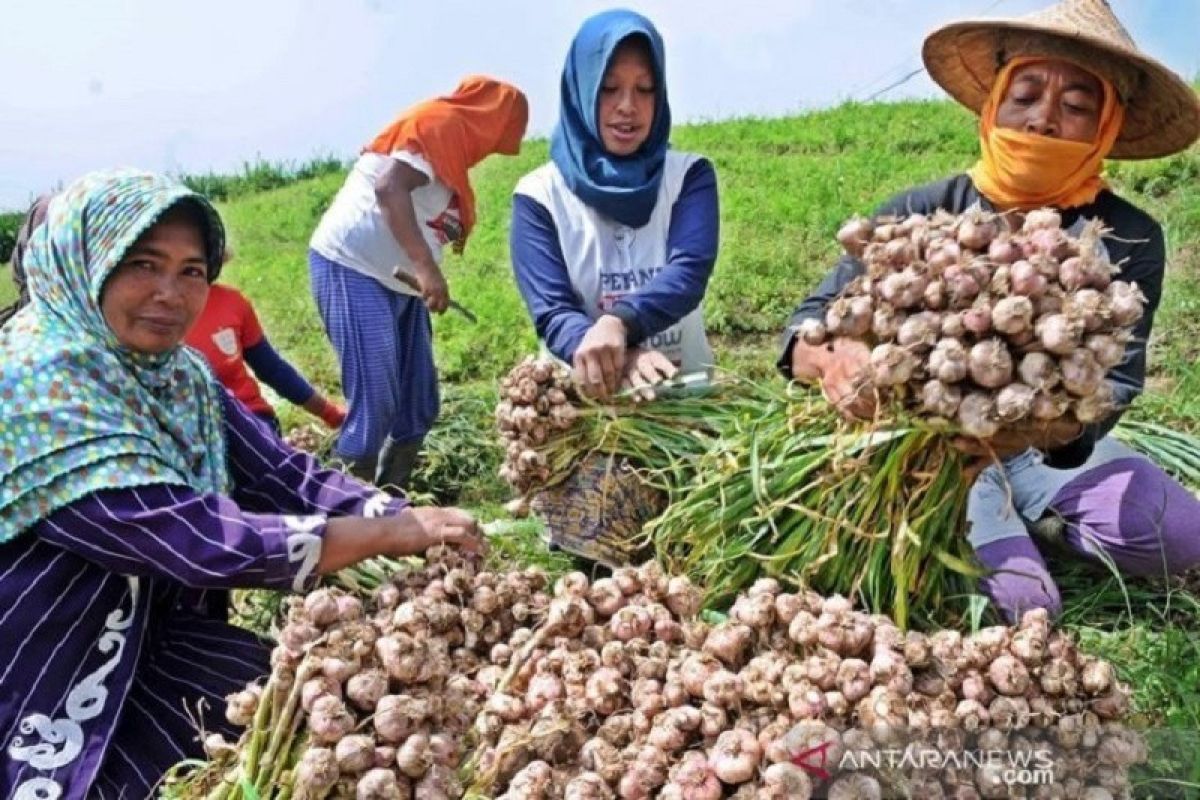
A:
470,564,1144,800
189,558,1146,799
194,546,544,799
805,208,1145,437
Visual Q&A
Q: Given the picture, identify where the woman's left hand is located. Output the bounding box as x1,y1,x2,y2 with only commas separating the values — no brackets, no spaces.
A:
620,347,677,402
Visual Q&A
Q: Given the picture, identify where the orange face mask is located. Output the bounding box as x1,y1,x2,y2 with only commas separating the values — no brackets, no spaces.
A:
968,56,1125,210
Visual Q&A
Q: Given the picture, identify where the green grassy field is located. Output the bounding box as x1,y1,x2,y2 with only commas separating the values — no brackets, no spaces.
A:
4,99,1200,784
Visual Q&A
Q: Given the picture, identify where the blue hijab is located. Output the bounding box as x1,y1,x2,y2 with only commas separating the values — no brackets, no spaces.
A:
550,9,671,228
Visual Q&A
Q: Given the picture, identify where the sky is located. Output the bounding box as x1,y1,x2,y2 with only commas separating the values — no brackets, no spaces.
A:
0,0,1196,209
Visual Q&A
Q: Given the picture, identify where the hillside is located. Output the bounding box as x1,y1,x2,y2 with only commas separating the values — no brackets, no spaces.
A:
3,100,1198,406
3,99,1198,470
193,100,1200,423
5,99,1200,765
5,97,1198,481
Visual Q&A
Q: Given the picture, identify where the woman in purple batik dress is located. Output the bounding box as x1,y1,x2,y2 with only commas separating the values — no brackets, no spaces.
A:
0,169,482,799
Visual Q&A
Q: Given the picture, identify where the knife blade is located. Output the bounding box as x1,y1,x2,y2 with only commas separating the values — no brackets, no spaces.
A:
393,270,478,324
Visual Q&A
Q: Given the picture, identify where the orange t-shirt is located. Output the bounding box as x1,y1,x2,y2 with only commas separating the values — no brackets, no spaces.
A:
185,284,272,416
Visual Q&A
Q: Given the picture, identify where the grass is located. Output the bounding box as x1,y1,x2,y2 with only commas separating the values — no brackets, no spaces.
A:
1057,565,1200,792
4,98,1200,780
0,263,13,307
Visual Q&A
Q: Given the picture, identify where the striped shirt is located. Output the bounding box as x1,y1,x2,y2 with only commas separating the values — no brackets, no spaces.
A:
0,393,403,798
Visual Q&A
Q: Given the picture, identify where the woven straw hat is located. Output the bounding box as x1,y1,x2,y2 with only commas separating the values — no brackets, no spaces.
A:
922,0,1200,159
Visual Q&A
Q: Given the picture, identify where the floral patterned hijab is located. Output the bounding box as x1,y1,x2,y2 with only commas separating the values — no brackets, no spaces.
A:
0,169,229,542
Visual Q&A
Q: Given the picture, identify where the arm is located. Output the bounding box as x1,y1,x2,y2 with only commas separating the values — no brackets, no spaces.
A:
220,390,390,516
779,228,911,381
782,182,979,419
34,484,326,592
28,388,475,593
243,338,344,427
608,159,719,345
33,485,479,593
375,157,449,313
777,215,895,417
510,193,596,362
1043,221,1165,468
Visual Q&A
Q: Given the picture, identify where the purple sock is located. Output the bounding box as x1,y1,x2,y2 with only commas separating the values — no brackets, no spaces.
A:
975,535,1063,623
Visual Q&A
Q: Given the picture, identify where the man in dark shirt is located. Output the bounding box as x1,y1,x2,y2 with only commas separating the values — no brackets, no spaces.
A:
779,0,1200,622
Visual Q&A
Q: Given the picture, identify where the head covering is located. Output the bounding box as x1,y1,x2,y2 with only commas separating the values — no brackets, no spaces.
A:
549,9,672,228
922,0,1200,160
0,194,53,327
968,56,1125,210
0,169,229,543
364,75,528,253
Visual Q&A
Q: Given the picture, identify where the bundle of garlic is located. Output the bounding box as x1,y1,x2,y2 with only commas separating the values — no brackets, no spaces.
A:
466,564,1146,800
800,208,1146,437
494,356,738,502
495,357,581,494
197,546,555,800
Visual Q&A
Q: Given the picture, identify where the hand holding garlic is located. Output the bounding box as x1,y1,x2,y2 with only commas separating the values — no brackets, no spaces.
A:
802,208,1144,438
573,314,629,398
793,336,875,420
389,506,484,557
